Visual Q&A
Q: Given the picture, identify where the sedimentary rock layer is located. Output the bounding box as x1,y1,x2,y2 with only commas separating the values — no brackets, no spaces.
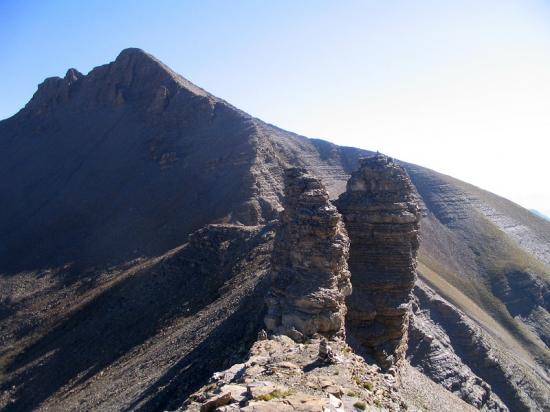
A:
408,282,508,411
264,167,352,339
336,153,421,368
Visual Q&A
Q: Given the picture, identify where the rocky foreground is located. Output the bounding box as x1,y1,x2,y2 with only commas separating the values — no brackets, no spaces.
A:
182,335,475,412
180,161,468,412
182,335,403,411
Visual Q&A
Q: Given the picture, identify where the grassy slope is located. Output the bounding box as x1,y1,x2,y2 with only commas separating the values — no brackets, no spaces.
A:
418,212,550,367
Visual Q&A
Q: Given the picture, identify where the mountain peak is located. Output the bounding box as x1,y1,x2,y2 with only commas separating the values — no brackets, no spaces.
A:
113,47,161,69
22,48,211,117
116,47,148,58
111,47,211,99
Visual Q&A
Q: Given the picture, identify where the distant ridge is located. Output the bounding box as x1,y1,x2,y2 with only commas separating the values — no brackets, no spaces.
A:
531,209,550,221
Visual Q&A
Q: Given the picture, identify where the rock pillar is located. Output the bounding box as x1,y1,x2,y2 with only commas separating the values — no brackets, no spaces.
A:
265,167,352,340
336,154,421,368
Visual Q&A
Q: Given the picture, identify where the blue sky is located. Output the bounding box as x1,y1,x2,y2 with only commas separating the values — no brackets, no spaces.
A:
1,0,549,216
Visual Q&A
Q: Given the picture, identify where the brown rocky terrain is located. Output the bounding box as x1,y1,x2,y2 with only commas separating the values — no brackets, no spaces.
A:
182,336,478,411
1,48,549,411
182,335,407,412
1,223,275,411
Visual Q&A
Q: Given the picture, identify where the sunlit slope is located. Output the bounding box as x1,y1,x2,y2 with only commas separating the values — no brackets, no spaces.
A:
406,164,550,363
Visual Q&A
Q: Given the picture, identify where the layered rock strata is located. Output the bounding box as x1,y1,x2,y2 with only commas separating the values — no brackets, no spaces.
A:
336,153,421,368
264,167,352,340
408,282,508,411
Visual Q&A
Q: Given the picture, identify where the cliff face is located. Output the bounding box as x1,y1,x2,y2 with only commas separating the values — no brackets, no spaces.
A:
336,154,421,368
264,168,352,339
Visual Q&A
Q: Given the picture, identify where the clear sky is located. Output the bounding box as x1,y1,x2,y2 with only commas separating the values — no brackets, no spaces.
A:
1,0,549,216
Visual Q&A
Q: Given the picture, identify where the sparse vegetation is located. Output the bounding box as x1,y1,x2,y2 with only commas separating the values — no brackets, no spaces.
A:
354,401,367,410
256,389,293,401
418,215,550,366
2,43,549,412
362,381,374,391
352,374,374,391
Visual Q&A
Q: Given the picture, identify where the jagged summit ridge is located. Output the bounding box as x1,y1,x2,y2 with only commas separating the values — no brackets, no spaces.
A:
111,47,211,97
23,47,212,116
0,48,262,272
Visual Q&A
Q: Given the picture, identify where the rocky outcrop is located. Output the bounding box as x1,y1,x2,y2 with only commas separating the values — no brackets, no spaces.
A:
264,167,352,340
336,153,421,368
490,269,550,348
408,280,550,411
23,48,211,117
24,68,84,115
182,335,407,411
408,282,508,411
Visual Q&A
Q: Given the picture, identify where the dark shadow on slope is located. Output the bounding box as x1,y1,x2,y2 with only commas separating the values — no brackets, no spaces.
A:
302,359,334,373
344,326,379,368
1,226,258,412
490,269,550,317
0,96,259,280
125,277,269,412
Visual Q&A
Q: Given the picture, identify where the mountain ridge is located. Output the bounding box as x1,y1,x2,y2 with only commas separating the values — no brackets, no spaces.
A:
1,49,549,411
531,209,550,222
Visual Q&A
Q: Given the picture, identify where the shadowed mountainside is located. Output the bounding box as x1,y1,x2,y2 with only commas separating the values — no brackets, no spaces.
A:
1,48,549,411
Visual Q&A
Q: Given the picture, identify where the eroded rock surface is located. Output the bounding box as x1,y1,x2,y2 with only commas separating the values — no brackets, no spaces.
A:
182,335,406,411
408,280,550,412
408,282,508,411
264,168,352,340
336,154,421,368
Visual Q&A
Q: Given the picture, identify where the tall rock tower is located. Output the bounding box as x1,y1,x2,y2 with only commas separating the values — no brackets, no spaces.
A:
336,154,421,368
265,167,352,340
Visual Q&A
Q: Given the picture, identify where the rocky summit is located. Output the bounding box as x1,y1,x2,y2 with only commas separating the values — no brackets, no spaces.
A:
336,154,421,369
264,167,352,340
1,49,549,412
